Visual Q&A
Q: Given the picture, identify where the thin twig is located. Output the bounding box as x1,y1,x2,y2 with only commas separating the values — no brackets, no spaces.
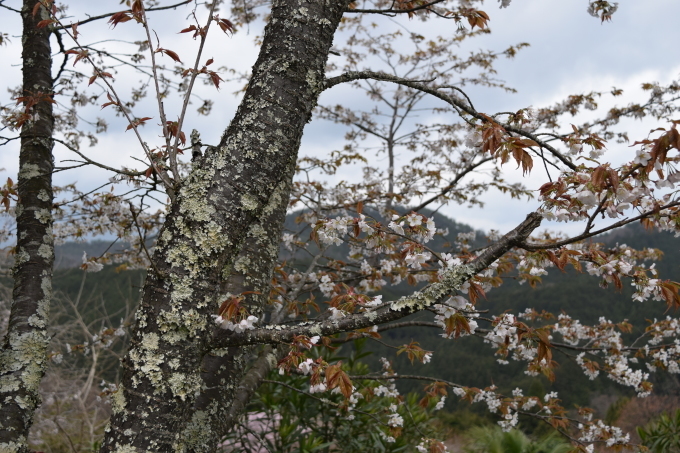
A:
52,0,193,30
171,2,219,181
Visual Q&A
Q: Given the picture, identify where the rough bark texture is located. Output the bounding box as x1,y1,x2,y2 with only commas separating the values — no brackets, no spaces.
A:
182,174,291,451
0,2,55,452
102,0,347,451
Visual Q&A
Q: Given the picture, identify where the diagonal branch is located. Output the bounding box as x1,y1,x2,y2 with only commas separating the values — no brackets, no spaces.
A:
214,212,542,348
521,200,680,250
412,156,493,212
53,137,146,177
324,71,578,171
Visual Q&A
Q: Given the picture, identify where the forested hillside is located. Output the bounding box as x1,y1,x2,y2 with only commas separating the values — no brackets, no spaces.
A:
48,213,680,419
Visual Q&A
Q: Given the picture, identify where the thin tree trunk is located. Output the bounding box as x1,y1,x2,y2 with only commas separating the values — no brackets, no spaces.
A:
0,1,55,451
102,0,347,450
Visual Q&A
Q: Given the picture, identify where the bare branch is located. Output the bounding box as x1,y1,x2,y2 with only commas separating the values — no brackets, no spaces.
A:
52,0,193,30
324,71,578,171
347,0,448,16
53,137,146,177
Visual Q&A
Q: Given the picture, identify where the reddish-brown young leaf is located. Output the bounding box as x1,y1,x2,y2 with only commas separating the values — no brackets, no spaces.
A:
131,0,143,15
157,48,182,63
180,25,198,33
108,11,133,28
326,363,353,398
101,92,118,109
216,17,235,35
468,281,486,305
208,71,223,90
32,2,42,17
444,313,471,338
125,117,153,131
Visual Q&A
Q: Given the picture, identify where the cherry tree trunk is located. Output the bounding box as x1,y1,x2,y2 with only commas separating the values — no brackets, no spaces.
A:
101,0,346,450
0,1,55,451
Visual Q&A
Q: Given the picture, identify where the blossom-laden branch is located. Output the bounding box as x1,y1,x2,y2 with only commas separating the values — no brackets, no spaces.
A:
214,212,542,348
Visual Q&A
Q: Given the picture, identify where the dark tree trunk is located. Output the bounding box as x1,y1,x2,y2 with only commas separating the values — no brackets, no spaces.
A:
0,1,55,451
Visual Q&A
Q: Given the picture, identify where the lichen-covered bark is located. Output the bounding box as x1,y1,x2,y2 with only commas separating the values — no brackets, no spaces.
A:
0,2,55,451
182,177,291,452
102,1,347,451
215,213,543,348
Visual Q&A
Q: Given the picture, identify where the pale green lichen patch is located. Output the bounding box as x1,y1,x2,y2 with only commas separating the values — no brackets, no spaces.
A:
18,164,41,179
0,375,20,394
141,332,159,351
156,308,206,343
233,255,250,273
113,445,138,453
34,208,51,224
241,193,259,211
168,372,201,401
0,439,25,453
179,409,211,451
391,264,474,311
128,333,166,390
111,384,126,415
37,243,52,259
37,189,50,202
14,249,30,265
27,314,45,328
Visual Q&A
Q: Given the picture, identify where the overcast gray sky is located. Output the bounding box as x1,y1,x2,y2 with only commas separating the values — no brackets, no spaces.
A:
1,0,679,236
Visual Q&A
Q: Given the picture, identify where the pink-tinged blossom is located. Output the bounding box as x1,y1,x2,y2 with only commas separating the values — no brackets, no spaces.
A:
365,295,383,308
406,213,422,227
319,274,335,296
329,307,346,321
633,147,651,165
575,189,598,208
309,382,327,393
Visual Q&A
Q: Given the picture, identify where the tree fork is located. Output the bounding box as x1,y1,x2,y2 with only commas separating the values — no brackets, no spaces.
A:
102,0,348,450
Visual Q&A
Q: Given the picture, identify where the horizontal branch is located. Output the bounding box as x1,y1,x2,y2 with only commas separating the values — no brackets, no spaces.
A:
53,0,193,30
53,137,146,177
346,0,448,16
